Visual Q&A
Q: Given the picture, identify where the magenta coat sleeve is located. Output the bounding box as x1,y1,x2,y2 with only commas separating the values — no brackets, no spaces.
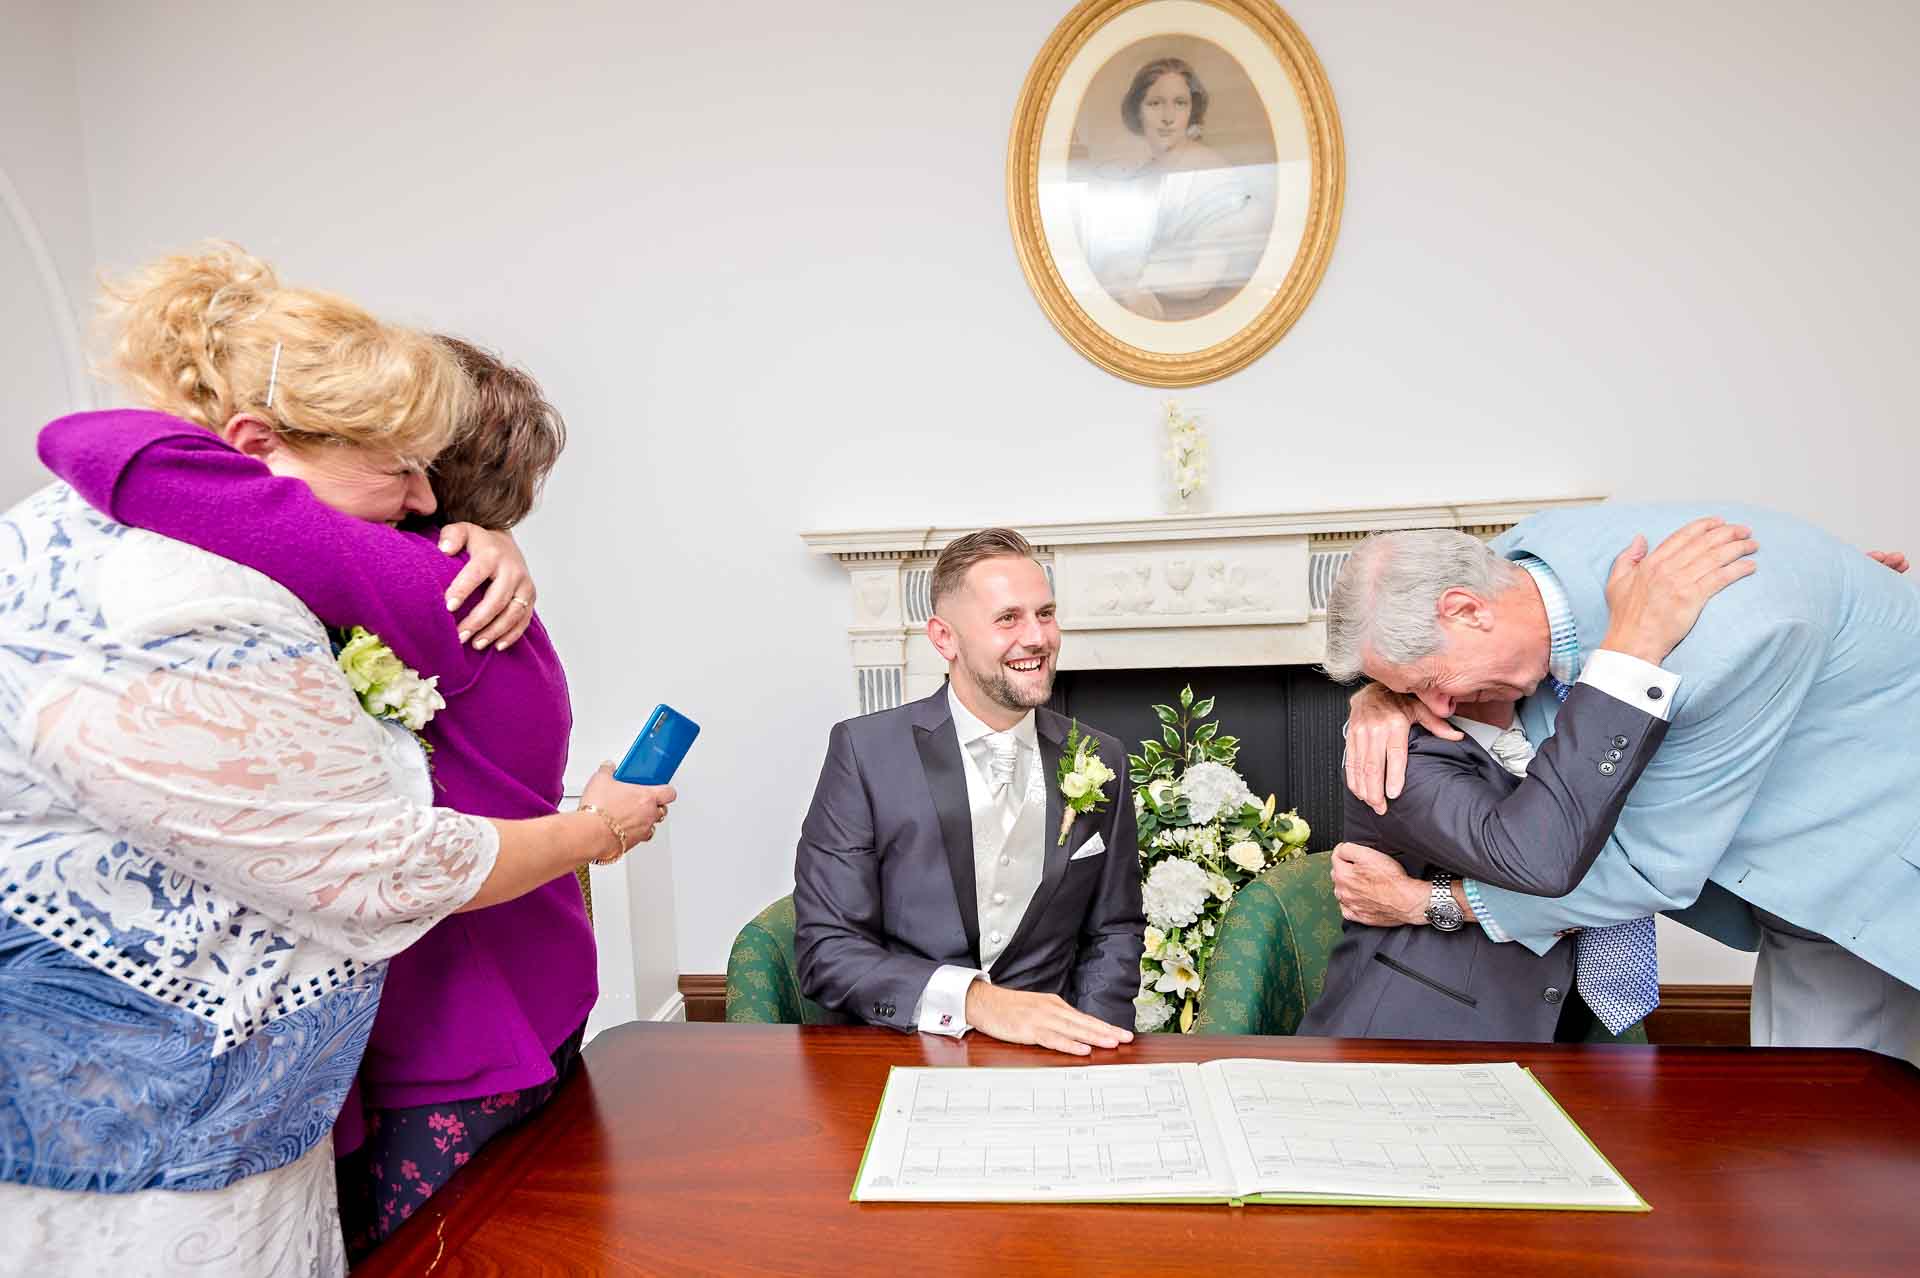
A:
39,409,491,690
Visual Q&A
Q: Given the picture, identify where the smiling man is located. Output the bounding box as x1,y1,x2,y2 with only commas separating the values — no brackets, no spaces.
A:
794,528,1145,1053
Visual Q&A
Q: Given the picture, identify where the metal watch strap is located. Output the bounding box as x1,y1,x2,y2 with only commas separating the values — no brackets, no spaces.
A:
1426,870,1464,931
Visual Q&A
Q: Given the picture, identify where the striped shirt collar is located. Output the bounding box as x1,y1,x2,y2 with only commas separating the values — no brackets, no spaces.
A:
1513,553,1580,683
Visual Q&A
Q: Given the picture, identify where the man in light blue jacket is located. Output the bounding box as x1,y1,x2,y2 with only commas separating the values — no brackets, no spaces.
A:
1324,505,1920,1063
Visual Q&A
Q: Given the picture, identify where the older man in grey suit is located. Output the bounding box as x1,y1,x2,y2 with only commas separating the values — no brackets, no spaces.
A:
1303,520,1754,1041
795,529,1145,1055
1302,687,1668,1041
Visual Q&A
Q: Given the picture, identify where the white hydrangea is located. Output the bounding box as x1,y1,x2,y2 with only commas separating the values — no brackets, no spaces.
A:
1181,761,1254,825
1143,856,1212,929
1134,991,1175,1033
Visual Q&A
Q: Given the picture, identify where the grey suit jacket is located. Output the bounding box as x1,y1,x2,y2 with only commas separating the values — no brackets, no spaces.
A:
794,686,1146,1033
1299,684,1668,1041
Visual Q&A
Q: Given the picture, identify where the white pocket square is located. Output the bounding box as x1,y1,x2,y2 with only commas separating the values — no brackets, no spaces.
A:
1069,834,1106,861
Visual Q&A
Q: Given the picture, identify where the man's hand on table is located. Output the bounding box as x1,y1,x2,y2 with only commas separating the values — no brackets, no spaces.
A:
1331,842,1436,926
963,982,1133,1056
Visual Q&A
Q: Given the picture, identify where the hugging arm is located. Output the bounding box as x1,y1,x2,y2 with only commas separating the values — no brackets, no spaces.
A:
1366,685,1668,896
40,413,488,687
1471,619,1820,954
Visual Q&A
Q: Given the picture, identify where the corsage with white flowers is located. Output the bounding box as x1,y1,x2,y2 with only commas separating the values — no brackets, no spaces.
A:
332,626,444,766
1055,720,1115,845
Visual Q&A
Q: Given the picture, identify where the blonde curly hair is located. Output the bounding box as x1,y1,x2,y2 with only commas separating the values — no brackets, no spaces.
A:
98,242,469,464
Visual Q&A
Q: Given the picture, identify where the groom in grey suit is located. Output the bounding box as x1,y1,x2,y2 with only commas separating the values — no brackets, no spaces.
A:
795,528,1145,1054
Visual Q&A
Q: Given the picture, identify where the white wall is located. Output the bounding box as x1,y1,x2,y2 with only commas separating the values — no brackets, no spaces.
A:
0,0,96,508
47,1,1920,986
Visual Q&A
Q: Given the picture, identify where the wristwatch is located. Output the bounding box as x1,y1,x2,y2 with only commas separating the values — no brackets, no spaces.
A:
1425,871,1464,932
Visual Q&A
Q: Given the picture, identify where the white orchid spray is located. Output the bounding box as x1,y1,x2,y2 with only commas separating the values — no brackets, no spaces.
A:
1131,685,1313,1033
1162,400,1209,511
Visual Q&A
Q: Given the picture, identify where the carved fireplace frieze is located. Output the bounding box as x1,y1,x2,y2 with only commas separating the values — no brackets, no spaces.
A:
802,499,1602,714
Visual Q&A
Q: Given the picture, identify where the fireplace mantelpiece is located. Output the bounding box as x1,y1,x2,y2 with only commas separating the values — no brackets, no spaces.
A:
802,498,1603,714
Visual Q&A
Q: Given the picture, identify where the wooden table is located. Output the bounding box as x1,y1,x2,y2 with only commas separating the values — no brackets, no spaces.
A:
356,1023,1920,1276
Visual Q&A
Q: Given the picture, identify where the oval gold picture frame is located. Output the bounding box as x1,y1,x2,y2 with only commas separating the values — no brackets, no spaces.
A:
1008,0,1345,387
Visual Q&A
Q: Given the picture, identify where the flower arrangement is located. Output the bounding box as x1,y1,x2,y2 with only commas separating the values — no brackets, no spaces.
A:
1131,686,1311,1033
1161,400,1209,513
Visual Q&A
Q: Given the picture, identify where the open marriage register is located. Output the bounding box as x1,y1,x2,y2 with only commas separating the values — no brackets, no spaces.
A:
852,1059,1646,1211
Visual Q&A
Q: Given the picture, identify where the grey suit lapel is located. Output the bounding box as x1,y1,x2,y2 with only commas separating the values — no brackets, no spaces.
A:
999,709,1079,966
910,691,982,968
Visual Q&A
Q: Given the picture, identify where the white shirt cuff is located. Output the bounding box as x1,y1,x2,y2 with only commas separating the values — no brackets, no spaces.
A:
916,964,985,1037
1578,649,1681,722
1462,879,1512,943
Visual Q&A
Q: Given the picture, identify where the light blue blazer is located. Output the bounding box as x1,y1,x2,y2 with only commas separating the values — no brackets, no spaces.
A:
1470,502,1920,987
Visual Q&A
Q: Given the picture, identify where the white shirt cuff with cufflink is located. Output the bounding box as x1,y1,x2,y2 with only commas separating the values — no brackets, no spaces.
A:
1579,650,1682,721
916,964,986,1037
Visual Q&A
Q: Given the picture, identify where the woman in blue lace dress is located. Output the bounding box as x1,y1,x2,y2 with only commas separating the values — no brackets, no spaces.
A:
0,245,663,1274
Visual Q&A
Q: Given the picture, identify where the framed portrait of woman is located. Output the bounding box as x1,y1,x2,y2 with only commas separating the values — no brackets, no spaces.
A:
1008,0,1344,386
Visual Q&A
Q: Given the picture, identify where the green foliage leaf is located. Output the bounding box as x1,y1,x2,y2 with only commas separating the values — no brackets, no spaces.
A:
1162,725,1180,752
1153,703,1179,727
1179,685,1194,709
1194,722,1218,745
1192,696,1216,718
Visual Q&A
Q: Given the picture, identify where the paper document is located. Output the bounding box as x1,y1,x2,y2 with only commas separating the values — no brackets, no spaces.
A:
852,1059,1645,1211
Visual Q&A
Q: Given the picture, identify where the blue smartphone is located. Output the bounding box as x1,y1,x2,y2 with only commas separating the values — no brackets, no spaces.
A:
614,704,701,786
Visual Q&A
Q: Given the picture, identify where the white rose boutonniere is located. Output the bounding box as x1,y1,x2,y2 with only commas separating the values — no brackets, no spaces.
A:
1055,720,1114,845
334,625,444,748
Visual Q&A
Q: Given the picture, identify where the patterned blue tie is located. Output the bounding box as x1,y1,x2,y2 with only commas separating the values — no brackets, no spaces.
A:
1545,676,1661,1035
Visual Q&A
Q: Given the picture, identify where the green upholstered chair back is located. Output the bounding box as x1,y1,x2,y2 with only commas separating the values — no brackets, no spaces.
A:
1192,852,1344,1036
724,895,841,1025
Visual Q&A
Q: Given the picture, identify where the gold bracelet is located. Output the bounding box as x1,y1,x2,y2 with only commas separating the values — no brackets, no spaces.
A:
578,802,629,865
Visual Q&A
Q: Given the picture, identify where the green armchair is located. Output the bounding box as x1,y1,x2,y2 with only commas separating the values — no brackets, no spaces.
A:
1192,852,1344,1035
724,895,842,1024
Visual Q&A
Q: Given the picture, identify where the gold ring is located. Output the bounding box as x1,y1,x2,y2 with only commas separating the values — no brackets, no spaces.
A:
509,597,530,609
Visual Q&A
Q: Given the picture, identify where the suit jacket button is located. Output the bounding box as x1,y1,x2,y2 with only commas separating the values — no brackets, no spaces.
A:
1543,986,1563,1005
1605,748,1623,761
1598,761,1617,776
1611,734,1629,749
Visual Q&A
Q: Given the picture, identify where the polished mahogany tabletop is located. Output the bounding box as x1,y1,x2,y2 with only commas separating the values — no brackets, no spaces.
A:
355,1022,1920,1277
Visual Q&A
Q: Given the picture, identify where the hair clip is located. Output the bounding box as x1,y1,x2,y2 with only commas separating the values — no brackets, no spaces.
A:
265,342,284,409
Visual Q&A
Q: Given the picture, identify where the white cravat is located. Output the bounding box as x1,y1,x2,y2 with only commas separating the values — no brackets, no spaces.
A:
1486,725,1534,776
984,731,1019,797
